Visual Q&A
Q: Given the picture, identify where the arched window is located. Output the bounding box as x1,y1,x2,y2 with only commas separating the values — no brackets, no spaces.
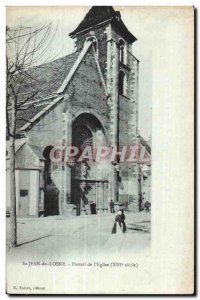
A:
119,39,125,64
118,70,125,95
86,36,98,56
92,40,97,53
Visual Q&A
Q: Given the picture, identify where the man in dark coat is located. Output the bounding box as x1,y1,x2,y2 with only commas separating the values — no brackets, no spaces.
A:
121,209,126,233
110,200,114,213
144,201,151,213
90,201,97,214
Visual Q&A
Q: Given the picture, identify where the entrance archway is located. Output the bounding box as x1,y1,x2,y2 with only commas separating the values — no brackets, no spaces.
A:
71,113,108,215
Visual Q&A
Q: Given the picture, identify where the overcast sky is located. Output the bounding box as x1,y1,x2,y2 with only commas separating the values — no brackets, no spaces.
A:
7,6,152,141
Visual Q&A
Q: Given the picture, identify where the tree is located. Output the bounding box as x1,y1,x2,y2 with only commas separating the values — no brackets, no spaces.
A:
6,23,56,247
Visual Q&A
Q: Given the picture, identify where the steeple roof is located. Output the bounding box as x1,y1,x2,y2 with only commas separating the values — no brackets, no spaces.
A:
69,6,137,43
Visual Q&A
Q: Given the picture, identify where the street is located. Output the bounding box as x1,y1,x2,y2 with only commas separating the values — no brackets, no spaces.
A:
7,212,151,262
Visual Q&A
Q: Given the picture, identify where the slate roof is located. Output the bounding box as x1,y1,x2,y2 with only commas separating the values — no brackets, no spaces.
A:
15,103,50,129
70,6,116,35
8,51,79,131
17,51,79,102
70,6,137,43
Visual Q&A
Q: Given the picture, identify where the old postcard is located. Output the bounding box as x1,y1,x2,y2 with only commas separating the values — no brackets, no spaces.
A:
6,6,194,294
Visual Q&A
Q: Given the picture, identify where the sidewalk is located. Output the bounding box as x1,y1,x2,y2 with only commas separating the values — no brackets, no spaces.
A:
6,212,151,258
126,211,151,233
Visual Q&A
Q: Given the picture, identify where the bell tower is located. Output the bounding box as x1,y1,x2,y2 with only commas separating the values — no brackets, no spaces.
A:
70,6,140,208
69,6,138,142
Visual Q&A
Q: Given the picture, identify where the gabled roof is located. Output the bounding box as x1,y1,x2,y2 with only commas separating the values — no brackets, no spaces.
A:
29,144,46,160
69,6,137,43
6,139,46,161
8,51,79,131
57,40,92,94
16,102,50,130
11,41,93,132
6,138,27,158
17,51,79,103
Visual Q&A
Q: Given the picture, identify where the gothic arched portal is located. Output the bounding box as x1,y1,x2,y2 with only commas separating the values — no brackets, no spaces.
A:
71,113,109,215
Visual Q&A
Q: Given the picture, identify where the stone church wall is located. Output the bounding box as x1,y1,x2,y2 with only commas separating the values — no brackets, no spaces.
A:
67,49,110,136
74,26,108,78
27,101,66,149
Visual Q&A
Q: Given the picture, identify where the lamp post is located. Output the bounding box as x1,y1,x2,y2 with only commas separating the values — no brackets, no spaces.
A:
137,132,142,211
138,164,142,211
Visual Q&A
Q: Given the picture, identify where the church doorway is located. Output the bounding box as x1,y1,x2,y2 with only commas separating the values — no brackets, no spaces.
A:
71,113,108,215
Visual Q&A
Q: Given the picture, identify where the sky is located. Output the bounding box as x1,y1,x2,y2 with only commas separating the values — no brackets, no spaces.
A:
7,6,152,141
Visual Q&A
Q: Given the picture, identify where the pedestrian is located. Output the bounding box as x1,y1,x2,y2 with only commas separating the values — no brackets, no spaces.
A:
144,201,151,213
111,211,123,234
90,201,97,214
121,209,126,233
110,200,114,213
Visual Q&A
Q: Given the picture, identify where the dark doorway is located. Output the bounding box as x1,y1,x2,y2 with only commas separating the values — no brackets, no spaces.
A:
43,145,59,216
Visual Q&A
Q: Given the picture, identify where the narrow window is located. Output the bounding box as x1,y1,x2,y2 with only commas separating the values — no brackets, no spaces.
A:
118,70,125,95
119,39,125,64
20,190,28,197
92,40,97,53
87,36,98,56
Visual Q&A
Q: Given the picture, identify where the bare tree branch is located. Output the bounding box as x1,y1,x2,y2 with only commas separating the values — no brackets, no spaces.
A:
6,22,58,248
17,91,39,108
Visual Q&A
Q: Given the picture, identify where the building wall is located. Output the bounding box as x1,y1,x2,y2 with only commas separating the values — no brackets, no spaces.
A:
6,168,39,217
27,48,110,148
74,25,108,78
141,166,151,205
117,54,139,209
15,144,40,169
16,19,142,215
6,144,42,217
67,49,110,133
24,47,112,214
25,21,139,167
105,25,140,208
29,171,39,216
72,23,140,209
27,102,66,149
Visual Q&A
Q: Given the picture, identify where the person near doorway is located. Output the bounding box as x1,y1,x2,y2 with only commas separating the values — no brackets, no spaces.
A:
90,201,97,214
111,211,123,234
121,209,126,233
110,200,114,213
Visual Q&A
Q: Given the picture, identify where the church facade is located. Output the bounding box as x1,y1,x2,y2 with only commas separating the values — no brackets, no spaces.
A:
6,6,151,217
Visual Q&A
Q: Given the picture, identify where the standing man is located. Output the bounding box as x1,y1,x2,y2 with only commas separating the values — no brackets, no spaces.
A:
110,200,114,213
121,209,126,233
90,201,97,214
144,201,151,213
